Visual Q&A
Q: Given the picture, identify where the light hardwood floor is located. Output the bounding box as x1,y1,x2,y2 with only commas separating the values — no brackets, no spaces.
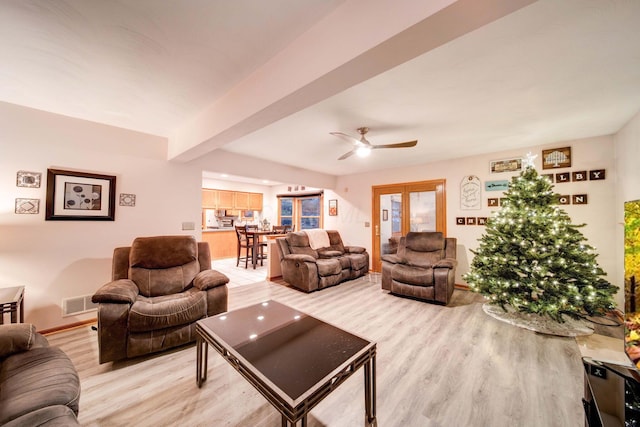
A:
48,274,586,427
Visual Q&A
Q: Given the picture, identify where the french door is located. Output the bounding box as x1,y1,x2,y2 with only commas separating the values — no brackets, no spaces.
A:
371,180,446,272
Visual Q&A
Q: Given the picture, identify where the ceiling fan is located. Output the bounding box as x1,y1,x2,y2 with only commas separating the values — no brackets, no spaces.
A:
330,127,418,160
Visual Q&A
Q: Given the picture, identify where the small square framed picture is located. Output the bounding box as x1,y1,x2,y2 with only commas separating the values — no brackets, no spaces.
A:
15,198,40,214
119,193,136,207
17,171,42,188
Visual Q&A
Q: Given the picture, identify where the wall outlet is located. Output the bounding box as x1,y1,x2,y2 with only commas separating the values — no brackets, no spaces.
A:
182,221,195,230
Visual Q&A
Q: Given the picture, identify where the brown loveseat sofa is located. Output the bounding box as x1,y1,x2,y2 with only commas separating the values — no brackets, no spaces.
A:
381,232,457,305
0,323,81,426
276,230,369,292
92,235,229,363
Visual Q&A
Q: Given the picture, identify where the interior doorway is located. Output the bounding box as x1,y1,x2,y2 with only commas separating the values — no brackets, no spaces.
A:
371,180,446,272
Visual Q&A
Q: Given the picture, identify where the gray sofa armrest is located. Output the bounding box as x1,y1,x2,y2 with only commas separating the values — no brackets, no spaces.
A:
193,270,229,291
284,254,317,263
345,246,366,254
434,258,457,269
92,279,139,304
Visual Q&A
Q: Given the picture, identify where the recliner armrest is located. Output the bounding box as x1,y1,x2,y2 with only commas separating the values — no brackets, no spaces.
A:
0,323,45,358
284,254,317,263
381,254,401,264
344,246,366,254
92,279,139,304
317,249,343,258
193,270,229,291
434,258,457,269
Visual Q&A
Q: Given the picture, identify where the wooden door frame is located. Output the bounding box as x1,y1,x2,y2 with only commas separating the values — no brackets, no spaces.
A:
371,179,446,272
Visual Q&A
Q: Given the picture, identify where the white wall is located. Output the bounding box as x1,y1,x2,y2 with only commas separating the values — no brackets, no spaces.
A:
0,102,202,330
333,136,619,300
1,99,630,330
614,110,640,305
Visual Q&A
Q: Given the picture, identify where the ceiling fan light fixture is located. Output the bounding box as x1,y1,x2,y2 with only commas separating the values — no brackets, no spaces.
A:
331,126,417,160
356,146,371,157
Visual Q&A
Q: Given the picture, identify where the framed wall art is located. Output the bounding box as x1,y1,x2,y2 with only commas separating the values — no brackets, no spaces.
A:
542,147,571,169
45,168,116,221
328,199,338,216
119,193,136,207
460,175,481,210
15,198,40,214
16,171,42,188
489,157,522,174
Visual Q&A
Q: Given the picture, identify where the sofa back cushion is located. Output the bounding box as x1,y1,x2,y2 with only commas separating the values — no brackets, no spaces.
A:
326,230,346,253
128,236,200,297
398,232,445,268
285,232,318,258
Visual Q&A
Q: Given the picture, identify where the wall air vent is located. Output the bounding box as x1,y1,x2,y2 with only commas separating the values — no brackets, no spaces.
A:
62,295,98,317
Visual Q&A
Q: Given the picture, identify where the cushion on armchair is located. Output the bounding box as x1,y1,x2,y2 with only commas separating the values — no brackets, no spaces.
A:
129,289,207,332
129,236,200,297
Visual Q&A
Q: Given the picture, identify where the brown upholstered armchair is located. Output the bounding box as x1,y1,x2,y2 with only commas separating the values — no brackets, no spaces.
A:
381,232,457,305
91,235,229,363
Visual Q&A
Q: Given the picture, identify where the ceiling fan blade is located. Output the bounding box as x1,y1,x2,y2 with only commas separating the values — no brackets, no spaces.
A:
371,140,418,149
338,149,356,160
330,131,361,145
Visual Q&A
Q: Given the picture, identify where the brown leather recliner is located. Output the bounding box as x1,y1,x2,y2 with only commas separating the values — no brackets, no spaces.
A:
381,232,457,305
91,235,229,363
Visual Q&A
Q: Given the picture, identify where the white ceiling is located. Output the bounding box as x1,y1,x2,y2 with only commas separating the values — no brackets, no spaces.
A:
2,0,640,181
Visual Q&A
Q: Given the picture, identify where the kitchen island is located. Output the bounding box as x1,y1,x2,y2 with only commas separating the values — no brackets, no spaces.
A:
202,228,237,260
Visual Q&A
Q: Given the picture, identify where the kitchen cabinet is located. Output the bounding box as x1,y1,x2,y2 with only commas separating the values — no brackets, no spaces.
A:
201,189,263,211
217,190,234,209
202,189,218,209
249,193,263,210
234,192,250,209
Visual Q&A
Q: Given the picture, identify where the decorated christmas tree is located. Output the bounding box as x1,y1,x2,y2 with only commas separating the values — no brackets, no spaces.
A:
464,160,618,322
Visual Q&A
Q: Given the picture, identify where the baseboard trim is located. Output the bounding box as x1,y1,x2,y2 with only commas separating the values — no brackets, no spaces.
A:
40,318,97,336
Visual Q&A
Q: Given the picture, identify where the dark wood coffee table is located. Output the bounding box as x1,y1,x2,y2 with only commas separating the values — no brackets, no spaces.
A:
196,300,376,426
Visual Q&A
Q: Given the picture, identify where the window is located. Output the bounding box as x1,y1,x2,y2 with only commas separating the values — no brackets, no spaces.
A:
279,197,293,226
299,197,321,229
278,194,323,230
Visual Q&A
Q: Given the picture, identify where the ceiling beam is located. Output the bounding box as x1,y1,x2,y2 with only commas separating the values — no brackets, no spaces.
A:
169,0,537,162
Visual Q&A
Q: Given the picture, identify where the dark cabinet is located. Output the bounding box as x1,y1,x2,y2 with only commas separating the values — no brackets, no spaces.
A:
583,358,640,426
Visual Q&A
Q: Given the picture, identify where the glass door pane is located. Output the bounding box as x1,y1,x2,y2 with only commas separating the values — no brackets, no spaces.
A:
409,191,436,232
380,193,402,255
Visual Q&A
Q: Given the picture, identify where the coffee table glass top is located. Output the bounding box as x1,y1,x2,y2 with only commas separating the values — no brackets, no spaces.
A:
197,300,371,401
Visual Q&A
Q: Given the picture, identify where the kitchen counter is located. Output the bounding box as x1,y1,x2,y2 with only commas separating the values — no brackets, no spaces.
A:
202,228,235,233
